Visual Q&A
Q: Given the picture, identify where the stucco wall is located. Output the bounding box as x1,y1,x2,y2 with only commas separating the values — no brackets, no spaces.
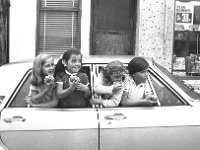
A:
136,0,175,71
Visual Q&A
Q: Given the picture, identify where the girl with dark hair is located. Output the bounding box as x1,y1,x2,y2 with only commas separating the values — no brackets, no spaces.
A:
54,48,91,108
121,57,158,106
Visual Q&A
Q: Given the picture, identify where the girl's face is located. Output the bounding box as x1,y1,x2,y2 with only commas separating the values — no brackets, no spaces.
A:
133,68,149,84
110,70,124,83
42,57,55,76
64,54,82,73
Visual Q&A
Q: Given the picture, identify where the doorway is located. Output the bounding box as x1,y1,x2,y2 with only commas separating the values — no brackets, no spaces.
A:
0,0,10,66
90,0,137,55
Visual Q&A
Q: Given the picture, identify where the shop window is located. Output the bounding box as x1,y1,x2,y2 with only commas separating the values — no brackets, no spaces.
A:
36,0,81,56
173,0,200,77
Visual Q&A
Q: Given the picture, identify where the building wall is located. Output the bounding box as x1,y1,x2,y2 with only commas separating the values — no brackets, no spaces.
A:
9,0,37,62
81,0,91,56
9,0,175,71
136,0,175,71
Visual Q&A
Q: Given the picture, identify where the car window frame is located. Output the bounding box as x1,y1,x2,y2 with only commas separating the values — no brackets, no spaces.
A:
5,62,194,109
8,64,95,109
6,69,32,108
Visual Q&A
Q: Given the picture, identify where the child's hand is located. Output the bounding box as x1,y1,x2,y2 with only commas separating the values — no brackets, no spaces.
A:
69,80,79,91
25,96,35,107
145,95,158,104
45,75,56,89
46,80,56,90
112,82,122,93
25,96,31,104
76,83,89,92
69,75,80,83
44,75,54,84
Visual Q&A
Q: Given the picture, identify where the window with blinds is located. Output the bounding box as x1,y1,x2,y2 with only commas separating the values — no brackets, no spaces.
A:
36,0,81,56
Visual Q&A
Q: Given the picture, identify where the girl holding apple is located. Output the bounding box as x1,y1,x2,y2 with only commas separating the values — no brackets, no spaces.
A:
26,53,58,107
54,48,91,108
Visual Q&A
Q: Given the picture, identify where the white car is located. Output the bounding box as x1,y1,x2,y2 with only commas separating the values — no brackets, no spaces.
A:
0,56,200,150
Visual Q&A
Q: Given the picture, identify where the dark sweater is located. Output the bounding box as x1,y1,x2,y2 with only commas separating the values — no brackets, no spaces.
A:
56,71,90,108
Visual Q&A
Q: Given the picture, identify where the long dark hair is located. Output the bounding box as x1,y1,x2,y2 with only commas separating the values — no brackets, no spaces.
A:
54,48,82,76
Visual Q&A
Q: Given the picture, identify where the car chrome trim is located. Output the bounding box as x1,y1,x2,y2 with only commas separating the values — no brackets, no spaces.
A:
5,69,32,108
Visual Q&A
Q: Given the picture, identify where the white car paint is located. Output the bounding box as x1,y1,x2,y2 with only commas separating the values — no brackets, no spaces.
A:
0,56,200,150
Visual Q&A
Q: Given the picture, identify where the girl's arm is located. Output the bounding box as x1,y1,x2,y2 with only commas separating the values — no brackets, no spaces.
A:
90,90,123,107
121,91,156,106
76,73,91,98
30,86,52,104
94,74,113,95
30,89,58,108
94,84,113,95
76,83,91,98
56,82,77,99
84,85,90,98
122,99,155,106
102,90,123,107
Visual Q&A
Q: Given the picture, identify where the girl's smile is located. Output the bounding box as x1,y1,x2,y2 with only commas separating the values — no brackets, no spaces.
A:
63,54,82,73
43,57,55,76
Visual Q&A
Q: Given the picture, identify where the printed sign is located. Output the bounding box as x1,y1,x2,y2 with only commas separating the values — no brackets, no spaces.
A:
175,1,194,29
176,13,192,23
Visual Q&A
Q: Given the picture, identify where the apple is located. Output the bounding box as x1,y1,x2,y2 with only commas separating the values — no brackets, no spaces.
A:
45,75,54,83
70,75,79,82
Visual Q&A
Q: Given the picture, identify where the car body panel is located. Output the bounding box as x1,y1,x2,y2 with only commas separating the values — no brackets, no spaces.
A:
99,125,200,150
1,130,97,150
98,107,200,150
0,108,98,150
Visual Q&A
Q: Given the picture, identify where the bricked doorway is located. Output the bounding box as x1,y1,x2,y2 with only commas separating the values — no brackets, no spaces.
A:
90,0,137,55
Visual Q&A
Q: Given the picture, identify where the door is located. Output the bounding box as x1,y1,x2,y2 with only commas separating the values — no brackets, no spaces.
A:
0,108,98,150
91,0,137,55
0,65,98,150
98,73,200,150
98,106,200,150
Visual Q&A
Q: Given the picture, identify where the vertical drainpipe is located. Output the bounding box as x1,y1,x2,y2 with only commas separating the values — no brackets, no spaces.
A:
7,0,10,63
7,0,10,62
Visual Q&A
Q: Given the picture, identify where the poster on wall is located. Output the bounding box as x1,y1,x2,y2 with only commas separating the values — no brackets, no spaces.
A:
175,1,194,30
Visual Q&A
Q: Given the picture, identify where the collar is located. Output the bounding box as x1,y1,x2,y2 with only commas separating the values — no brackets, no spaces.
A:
65,70,77,76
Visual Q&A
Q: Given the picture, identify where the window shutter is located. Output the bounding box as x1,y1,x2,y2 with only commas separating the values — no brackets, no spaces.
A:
37,0,80,56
